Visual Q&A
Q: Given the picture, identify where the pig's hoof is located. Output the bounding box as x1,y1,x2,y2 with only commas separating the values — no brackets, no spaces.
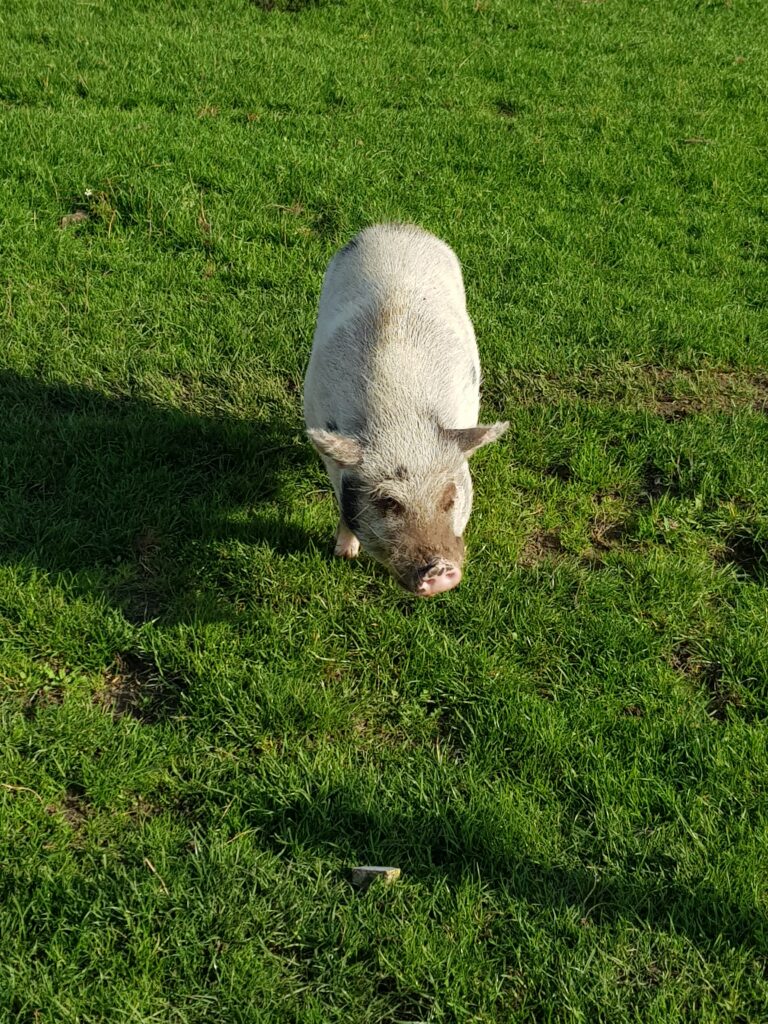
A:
334,524,360,559
334,536,360,559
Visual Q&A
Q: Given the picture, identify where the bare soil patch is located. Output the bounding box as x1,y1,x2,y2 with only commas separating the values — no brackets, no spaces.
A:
488,365,768,419
46,785,91,831
716,531,768,582
96,652,182,723
670,645,742,721
519,529,565,567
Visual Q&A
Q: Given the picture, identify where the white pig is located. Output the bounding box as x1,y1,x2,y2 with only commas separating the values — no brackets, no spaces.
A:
303,223,508,596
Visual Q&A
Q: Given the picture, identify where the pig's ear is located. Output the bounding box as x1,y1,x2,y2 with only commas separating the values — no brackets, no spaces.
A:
307,428,363,467
444,421,509,457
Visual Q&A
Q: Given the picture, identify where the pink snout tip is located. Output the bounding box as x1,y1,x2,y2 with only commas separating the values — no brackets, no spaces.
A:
415,566,462,597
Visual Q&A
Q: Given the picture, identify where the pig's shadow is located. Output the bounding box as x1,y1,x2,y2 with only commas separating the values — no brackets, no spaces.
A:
242,783,767,956
0,370,322,625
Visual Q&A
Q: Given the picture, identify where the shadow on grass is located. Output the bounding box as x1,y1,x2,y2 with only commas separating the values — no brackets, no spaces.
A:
0,370,319,625
245,786,767,954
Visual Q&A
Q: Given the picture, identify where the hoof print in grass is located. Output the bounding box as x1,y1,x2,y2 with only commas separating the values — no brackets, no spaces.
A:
350,866,401,890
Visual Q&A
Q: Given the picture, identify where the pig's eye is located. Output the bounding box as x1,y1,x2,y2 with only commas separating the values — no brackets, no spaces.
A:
374,495,404,516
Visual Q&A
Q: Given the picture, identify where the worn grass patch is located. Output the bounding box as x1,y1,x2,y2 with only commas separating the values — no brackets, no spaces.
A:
1,0,767,1021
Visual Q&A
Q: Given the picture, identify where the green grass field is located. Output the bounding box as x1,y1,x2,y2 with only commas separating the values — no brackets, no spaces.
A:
2,0,768,1020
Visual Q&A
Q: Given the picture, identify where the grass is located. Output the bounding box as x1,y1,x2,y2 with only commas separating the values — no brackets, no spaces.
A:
1,0,767,1020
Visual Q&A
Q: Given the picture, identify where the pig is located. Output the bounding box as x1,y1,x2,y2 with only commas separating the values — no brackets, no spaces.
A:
303,223,508,596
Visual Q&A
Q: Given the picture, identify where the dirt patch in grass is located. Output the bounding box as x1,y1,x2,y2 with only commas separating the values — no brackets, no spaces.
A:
639,460,686,503
489,365,768,418
114,530,167,625
349,715,435,757
251,0,338,13
640,463,667,502
96,652,182,723
670,642,696,676
23,682,64,720
125,795,159,823
417,700,468,764
717,531,768,581
751,375,768,413
643,368,757,419
650,369,751,421
519,529,565,567
46,785,91,831
621,705,644,717
496,100,520,119
670,645,742,721
699,662,742,722
266,198,343,244
22,662,75,720
372,980,431,1023
582,504,636,567
590,518,627,551
652,396,702,422
59,209,91,228
543,462,573,482
59,189,119,234
130,529,165,578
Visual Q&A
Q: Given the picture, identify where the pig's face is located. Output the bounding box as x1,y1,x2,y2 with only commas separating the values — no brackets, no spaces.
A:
308,421,508,597
339,467,467,596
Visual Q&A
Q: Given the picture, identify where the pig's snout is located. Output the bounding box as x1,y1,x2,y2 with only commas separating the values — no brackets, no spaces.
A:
413,560,462,597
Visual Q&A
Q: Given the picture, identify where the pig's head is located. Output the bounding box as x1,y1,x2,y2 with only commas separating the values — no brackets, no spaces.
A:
308,420,508,596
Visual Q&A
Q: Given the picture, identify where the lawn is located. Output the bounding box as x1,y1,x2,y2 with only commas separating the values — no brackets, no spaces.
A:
1,0,768,1020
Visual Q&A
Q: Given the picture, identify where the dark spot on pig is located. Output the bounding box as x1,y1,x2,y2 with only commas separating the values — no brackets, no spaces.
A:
394,465,408,480
470,364,478,386
441,482,457,512
372,304,407,333
339,237,358,256
325,419,338,432
341,474,361,526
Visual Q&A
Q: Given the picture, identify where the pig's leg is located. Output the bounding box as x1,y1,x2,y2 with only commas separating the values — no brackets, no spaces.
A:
334,519,360,559
325,459,360,558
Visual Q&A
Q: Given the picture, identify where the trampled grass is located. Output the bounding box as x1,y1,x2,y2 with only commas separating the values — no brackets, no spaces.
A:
1,0,767,1020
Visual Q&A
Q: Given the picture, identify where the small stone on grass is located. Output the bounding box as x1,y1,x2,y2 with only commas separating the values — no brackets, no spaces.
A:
350,865,401,889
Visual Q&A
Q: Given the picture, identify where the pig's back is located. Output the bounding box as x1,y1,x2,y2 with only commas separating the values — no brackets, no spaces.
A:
305,224,480,436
